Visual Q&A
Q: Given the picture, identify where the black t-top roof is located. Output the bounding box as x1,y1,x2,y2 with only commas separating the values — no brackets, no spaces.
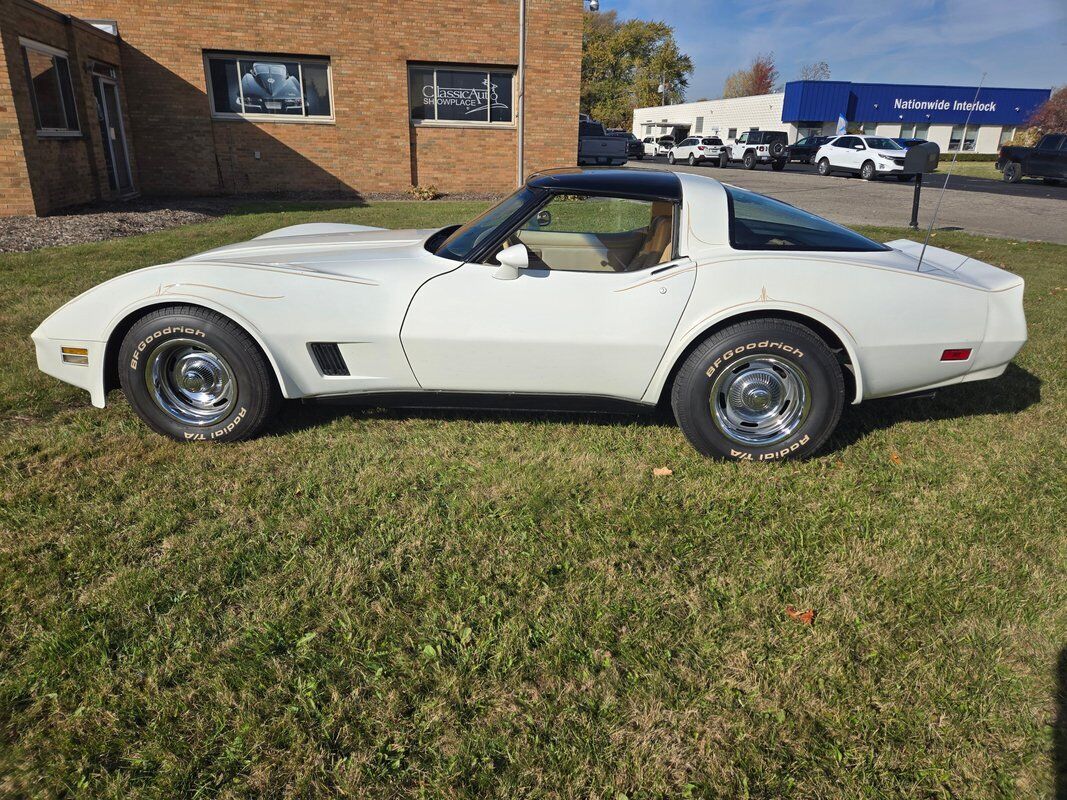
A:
526,168,682,202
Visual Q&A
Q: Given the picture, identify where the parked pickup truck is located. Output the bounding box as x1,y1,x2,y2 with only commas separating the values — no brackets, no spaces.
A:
577,119,628,166
996,133,1067,184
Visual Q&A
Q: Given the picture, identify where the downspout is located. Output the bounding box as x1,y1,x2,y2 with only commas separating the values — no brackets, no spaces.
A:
516,0,525,186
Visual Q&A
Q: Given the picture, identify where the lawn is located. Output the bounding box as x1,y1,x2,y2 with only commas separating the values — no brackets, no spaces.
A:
930,161,1002,181
1,201,1065,798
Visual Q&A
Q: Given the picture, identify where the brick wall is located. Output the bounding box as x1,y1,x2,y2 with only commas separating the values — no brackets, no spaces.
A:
0,0,136,215
36,0,581,201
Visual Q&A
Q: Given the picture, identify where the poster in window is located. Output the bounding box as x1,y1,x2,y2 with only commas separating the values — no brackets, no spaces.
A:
409,68,435,120
433,70,489,122
238,60,302,115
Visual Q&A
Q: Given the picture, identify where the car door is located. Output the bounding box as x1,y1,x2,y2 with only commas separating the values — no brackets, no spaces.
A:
401,194,696,400
732,131,749,160
1030,134,1064,177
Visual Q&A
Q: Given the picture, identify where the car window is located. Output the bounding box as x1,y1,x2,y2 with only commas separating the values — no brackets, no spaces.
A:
864,137,902,150
703,138,722,145
436,187,538,262
737,132,748,144
796,137,810,146
507,195,676,273
725,186,889,252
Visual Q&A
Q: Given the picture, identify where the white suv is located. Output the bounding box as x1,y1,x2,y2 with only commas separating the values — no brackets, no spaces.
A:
815,135,909,180
668,136,726,166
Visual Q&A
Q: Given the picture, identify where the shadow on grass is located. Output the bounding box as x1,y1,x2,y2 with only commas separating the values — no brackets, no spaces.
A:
267,363,1040,449
826,363,1041,453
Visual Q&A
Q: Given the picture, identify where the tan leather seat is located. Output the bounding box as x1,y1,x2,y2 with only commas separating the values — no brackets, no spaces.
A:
626,201,674,271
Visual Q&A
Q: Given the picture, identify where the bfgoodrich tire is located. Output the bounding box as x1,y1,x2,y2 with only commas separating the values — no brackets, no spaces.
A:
671,319,845,461
118,305,280,442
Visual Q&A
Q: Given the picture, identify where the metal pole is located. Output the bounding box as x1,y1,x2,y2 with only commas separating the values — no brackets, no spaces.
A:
909,172,922,229
516,0,526,186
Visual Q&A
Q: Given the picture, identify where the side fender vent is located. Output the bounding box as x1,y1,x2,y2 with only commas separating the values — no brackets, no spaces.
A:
309,342,349,376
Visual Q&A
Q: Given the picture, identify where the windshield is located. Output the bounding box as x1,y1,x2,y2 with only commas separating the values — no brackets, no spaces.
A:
434,188,539,262
864,137,903,150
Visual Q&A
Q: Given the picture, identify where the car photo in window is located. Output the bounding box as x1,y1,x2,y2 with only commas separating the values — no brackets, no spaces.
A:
509,195,676,273
205,53,332,119
726,186,887,251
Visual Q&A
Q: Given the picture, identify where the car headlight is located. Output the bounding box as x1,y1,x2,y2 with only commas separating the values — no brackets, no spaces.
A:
878,154,896,161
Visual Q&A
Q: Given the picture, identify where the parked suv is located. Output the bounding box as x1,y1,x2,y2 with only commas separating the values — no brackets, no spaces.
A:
722,130,788,170
815,135,908,180
668,136,725,166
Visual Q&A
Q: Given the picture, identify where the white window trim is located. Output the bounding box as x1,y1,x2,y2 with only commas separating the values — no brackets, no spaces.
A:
20,36,81,137
409,65,516,129
203,52,335,124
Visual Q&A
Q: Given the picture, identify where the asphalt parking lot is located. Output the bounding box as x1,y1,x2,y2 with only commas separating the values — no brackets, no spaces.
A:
629,156,1067,244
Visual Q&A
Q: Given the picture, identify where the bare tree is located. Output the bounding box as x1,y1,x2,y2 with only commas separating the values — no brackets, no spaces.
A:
799,61,831,81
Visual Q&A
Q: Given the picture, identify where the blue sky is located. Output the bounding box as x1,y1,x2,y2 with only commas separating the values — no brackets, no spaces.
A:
604,0,1066,99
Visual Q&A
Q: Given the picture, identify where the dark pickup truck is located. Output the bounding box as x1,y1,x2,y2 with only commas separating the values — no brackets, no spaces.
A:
996,133,1067,184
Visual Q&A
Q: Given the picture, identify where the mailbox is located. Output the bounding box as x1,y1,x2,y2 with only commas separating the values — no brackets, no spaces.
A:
902,141,940,174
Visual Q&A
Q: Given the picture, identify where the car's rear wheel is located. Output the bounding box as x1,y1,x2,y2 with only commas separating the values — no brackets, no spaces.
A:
688,153,696,165
1003,162,1022,183
817,157,832,176
118,305,280,442
742,151,757,169
860,160,876,180
771,159,786,171
668,152,676,165
671,319,845,461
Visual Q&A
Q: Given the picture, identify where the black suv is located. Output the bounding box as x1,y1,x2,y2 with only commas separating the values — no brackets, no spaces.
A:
722,130,789,170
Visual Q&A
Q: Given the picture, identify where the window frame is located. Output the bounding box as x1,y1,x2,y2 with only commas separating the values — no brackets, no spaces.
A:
19,37,80,137
409,64,516,129
203,51,335,124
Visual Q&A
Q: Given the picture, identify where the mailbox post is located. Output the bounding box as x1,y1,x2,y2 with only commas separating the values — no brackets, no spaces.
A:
901,142,941,229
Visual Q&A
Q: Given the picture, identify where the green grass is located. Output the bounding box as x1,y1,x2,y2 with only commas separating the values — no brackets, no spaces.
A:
1,202,1065,798
931,161,1002,180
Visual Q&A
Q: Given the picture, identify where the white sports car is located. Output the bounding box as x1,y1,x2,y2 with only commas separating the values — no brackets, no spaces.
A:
32,169,1026,461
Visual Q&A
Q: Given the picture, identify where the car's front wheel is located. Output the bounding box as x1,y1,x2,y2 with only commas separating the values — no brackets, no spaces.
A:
817,158,832,176
742,151,757,169
1002,162,1022,183
719,152,729,168
860,160,876,180
118,305,280,442
671,319,845,461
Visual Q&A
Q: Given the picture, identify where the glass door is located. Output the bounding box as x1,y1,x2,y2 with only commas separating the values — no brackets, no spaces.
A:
93,76,133,193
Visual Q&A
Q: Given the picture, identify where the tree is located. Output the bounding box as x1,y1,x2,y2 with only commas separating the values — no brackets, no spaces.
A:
722,53,779,99
1027,86,1067,133
799,61,831,81
581,11,693,128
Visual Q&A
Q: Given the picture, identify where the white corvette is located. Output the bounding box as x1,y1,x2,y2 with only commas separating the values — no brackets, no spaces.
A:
33,169,1026,461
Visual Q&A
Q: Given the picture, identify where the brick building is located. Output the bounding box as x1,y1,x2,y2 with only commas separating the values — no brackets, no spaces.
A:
0,0,582,216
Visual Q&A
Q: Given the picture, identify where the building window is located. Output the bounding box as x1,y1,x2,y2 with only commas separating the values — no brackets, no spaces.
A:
727,127,737,139
999,127,1017,146
901,122,930,140
949,124,977,151
20,38,79,135
694,116,703,133
410,65,515,126
204,52,332,121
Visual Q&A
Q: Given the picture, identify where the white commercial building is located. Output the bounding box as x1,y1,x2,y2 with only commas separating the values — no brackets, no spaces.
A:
632,80,1052,155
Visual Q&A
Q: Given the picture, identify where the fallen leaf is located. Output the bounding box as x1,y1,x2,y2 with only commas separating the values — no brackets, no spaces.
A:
652,466,673,477
889,450,902,465
786,605,816,625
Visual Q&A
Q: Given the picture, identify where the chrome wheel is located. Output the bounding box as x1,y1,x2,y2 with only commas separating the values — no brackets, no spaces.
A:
710,355,810,446
144,338,237,426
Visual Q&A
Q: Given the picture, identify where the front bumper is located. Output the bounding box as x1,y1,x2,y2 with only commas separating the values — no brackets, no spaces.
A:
32,333,108,407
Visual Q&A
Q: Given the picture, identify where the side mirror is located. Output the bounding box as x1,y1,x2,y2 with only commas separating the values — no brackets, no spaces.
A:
853,144,864,150
494,243,528,281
